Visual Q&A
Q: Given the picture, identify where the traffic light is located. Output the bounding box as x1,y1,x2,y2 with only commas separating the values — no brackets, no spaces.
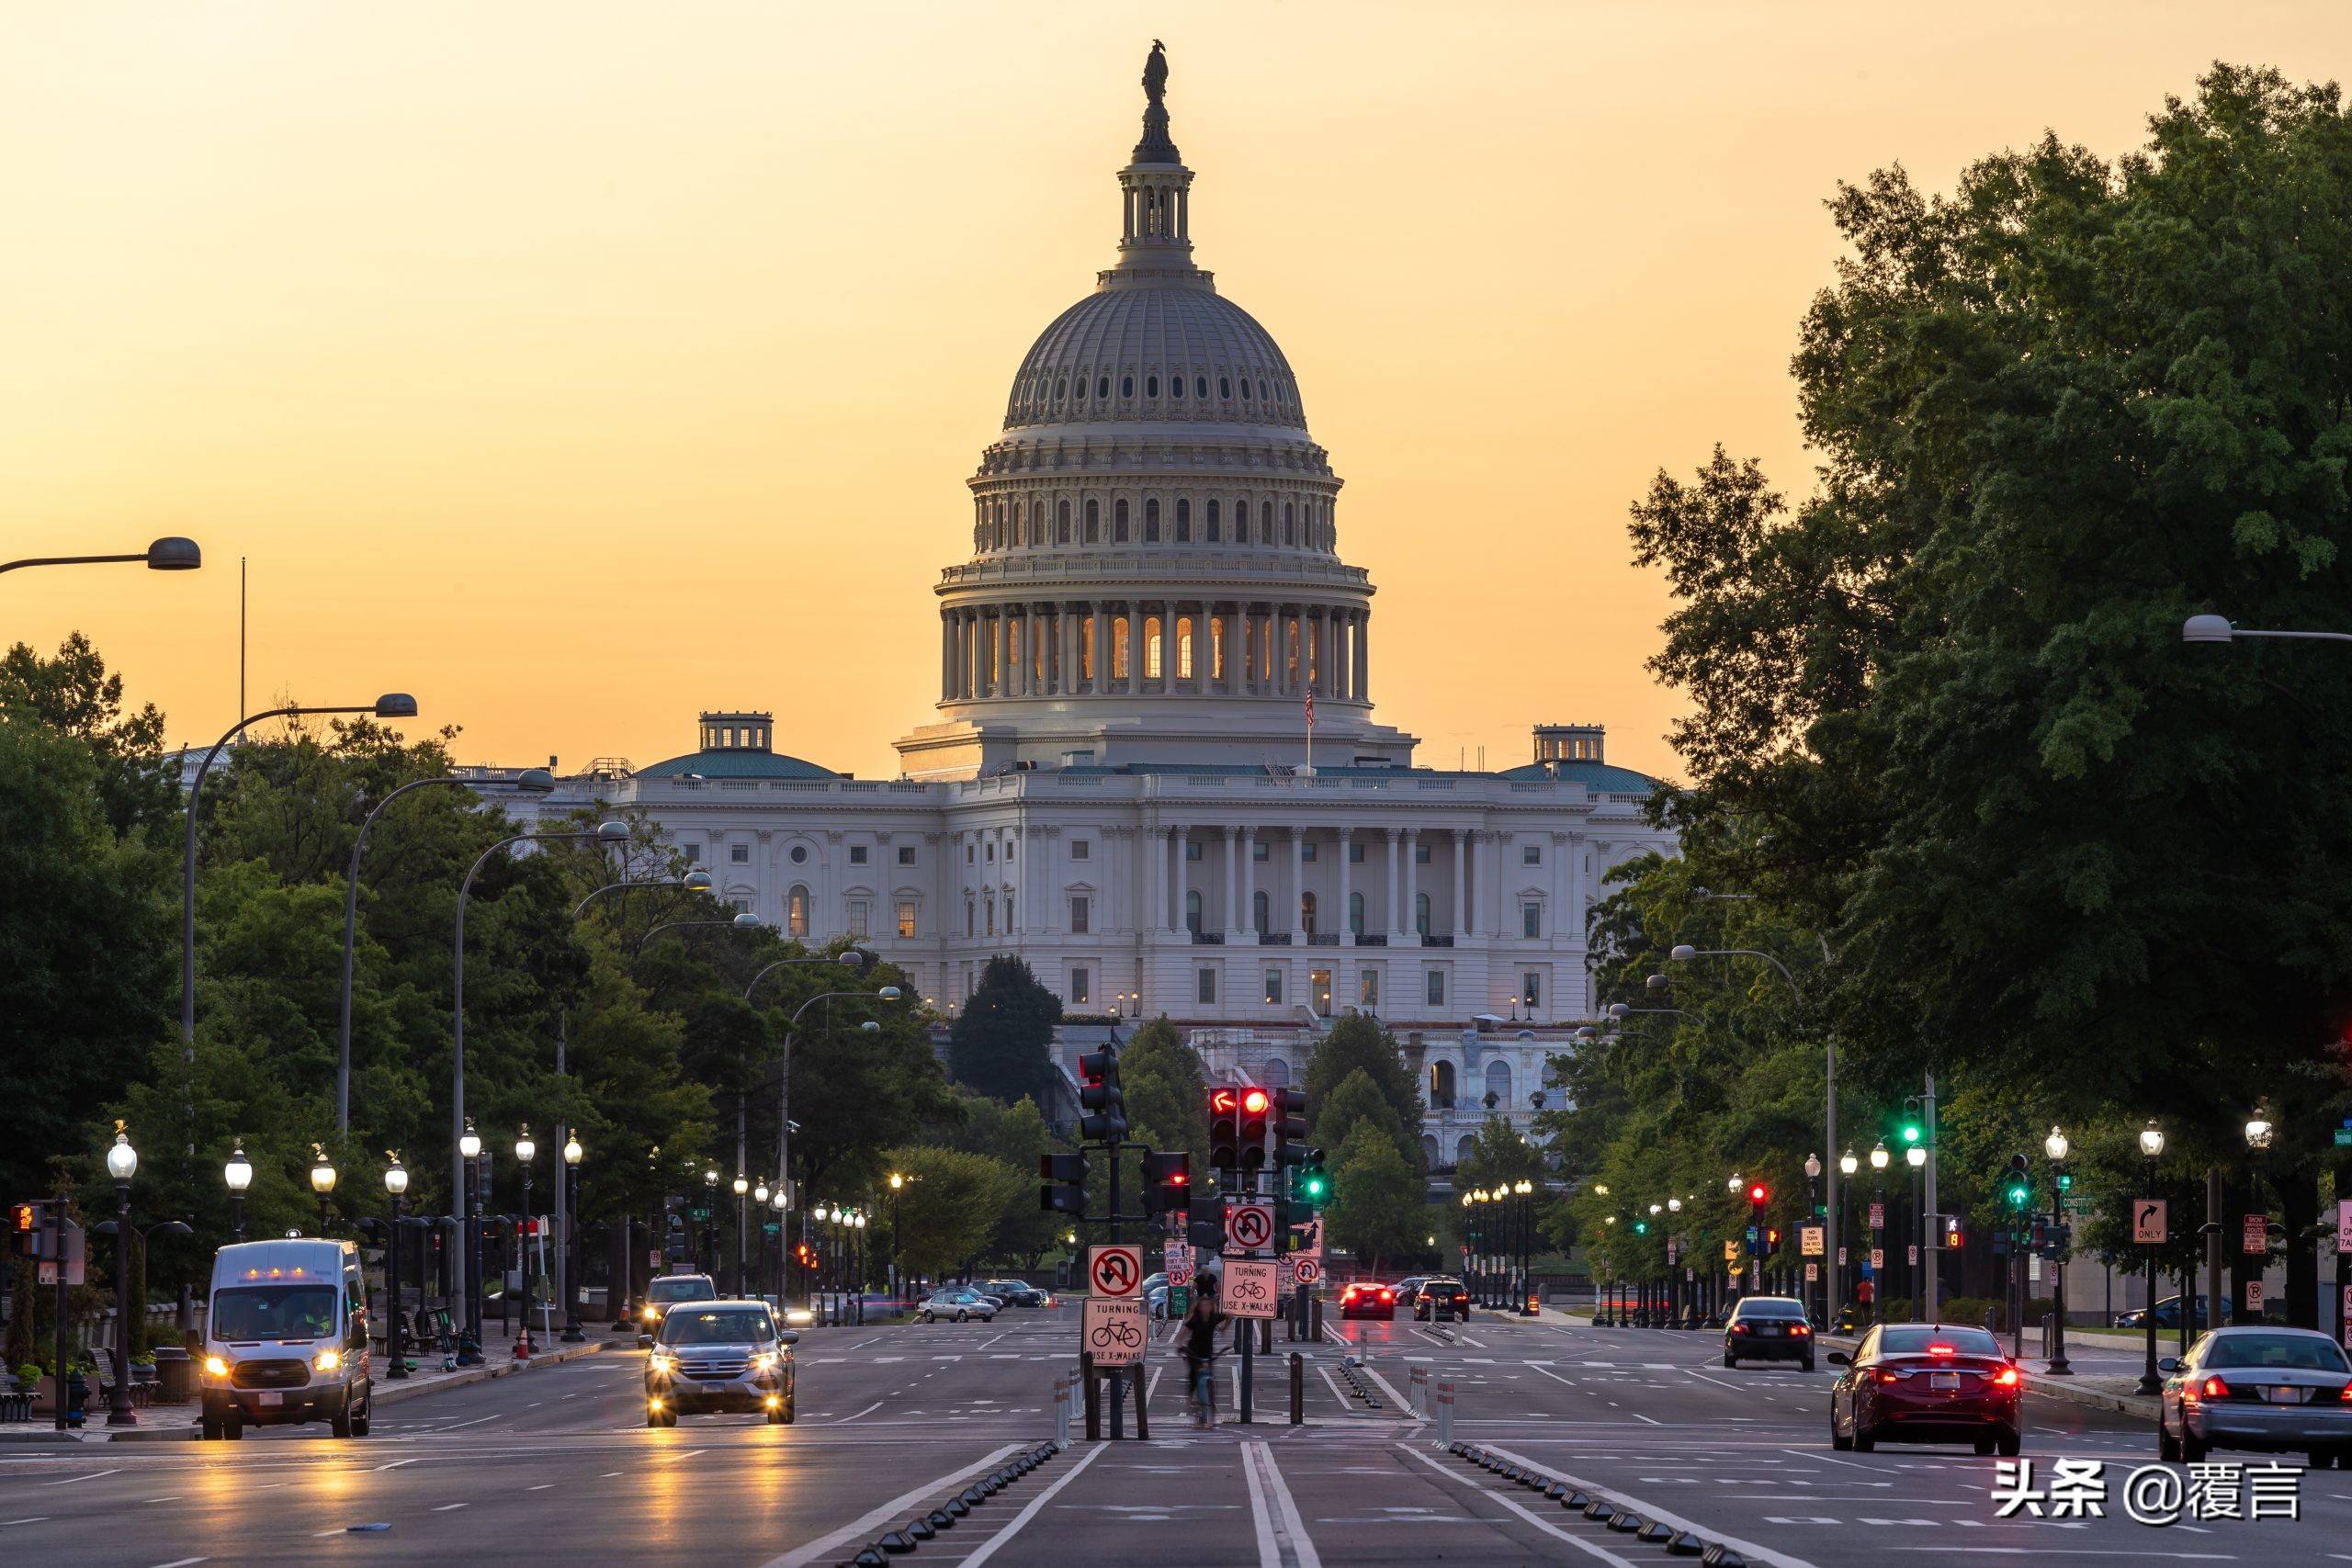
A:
1186,1190,1224,1250
1943,1215,1963,1248
1210,1087,1241,1169
1141,1150,1191,1214
1747,1182,1769,1209
1767,1226,1781,1253
2004,1153,2031,1210
1238,1086,1271,1170
9,1201,43,1259
1900,1119,1923,1146
1038,1151,1090,1214
794,1241,818,1269
1272,1088,1308,1168
1633,1218,1649,1235
1079,1046,1126,1142
1294,1148,1330,1209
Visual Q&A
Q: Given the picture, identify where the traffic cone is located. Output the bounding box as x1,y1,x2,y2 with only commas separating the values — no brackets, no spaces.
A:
514,1325,532,1364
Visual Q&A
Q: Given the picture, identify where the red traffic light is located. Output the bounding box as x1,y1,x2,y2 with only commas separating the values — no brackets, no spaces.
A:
1747,1183,1768,1204
1210,1088,1239,1114
1241,1088,1271,1115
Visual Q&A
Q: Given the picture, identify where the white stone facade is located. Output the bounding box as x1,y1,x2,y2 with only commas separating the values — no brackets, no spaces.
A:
485,66,1676,1166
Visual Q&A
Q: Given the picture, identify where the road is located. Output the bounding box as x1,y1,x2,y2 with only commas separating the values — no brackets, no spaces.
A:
6,1309,2350,1565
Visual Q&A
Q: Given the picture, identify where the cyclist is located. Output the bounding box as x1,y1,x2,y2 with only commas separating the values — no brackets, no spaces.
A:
1180,1282,1227,1429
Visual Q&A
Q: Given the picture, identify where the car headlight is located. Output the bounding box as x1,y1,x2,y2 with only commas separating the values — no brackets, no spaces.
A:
785,1309,813,1326
750,1351,780,1372
314,1349,342,1372
648,1350,675,1374
204,1355,229,1378
641,1305,659,1321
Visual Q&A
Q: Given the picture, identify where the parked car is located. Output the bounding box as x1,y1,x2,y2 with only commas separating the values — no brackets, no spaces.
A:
1391,1276,1429,1308
1723,1295,1815,1371
917,1288,1000,1323
2157,1327,2352,1466
1147,1285,1170,1320
644,1300,797,1427
2114,1295,2234,1331
200,1238,373,1440
1340,1281,1397,1320
977,1279,1047,1308
1827,1324,2021,1456
1413,1277,1471,1323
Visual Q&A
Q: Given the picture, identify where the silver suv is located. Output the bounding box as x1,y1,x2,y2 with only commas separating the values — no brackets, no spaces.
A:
645,1300,797,1426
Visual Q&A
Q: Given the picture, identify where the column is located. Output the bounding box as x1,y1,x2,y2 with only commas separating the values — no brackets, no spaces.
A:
1161,602,1178,694
1385,828,1403,938
1127,603,1146,696
1318,608,1336,696
1143,820,1165,938
990,610,1008,698
1452,828,1469,938
1337,827,1353,944
1059,604,1076,696
1223,826,1240,936
1090,601,1106,694
1353,608,1369,702
1240,826,1258,941
1289,828,1306,942
1404,829,1421,940
1272,607,1289,696
1007,608,1024,697
941,613,954,701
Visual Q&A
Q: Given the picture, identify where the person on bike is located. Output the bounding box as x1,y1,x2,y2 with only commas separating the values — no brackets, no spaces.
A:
1181,1283,1227,1429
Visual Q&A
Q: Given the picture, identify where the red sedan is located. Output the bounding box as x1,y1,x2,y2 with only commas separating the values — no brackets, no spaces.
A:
1828,1324,2022,1456
1340,1282,1397,1320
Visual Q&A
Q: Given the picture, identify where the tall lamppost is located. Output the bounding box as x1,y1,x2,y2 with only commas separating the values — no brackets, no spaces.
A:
853,1211,869,1325
449,819,627,1319
2136,1120,2165,1394
1905,1140,1928,1320
2042,1124,2073,1374
458,1119,484,1351
1517,1179,1538,1315
769,1188,788,1303
384,1155,410,1380
1663,1193,1682,1325
2,536,200,574
1866,1141,1889,1323
732,1174,751,1298
752,1178,773,1301
2242,1108,2276,1334
743,966,899,1280
310,1145,337,1237
811,1202,830,1317
560,1135,584,1341
224,1142,252,1245
1803,1154,1823,1322
105,1127,140,1427
888,1172,913,1309
632,912,760,955
514,1127,537,1338
337,769,557,1132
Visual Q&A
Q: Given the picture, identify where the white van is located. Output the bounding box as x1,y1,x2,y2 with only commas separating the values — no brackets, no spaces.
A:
200,1238,373,1439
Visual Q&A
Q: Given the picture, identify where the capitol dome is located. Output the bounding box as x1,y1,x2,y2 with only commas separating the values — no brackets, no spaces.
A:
897,47,1418,781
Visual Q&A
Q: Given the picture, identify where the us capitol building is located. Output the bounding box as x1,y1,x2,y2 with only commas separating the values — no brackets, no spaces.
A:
507,56,1675,1168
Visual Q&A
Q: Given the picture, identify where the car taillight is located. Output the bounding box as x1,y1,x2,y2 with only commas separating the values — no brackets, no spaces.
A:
1994,1367,2019,1387
1790,1324,1810,1336
1926,1344,1956,1357
2339,1382,2352,1403
2201,1376,2231,1400
1875,1368,1903,1383
1732,1322,1750,1333
1379,1290,1394,1303
1342,1286,1359,1301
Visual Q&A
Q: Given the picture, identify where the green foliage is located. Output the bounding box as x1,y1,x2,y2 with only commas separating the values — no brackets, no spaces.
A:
947,956,1061,1105
1117,1018,1209,1167
935,1091,1057,1266
1323,1121,1423,1274
1317,1067,1409,1164
877,1144,1026,1279
1304,1015,1421,1156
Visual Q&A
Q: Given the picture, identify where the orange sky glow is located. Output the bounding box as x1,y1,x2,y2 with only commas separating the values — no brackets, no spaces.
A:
5,2,2348,781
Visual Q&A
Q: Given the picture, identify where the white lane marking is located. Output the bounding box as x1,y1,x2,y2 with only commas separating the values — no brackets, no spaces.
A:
823,1401,887,1425
145,1497,181,1505
1353,1360,1417,1413
1481,1442,1821,1568
761,1441,1026,1568
1802,1448,1881,1472
3,1518,51,1528
529,1483,554,1491
42,1469,123,1487
148,1559,209,1568
374,1458,420,1472
941,1444,1107,1568
433,1503,468,1511
674,1449,707,1460
1398,1447,1642,1565
1634,1413,1664,1426
1241,1440,1323,1568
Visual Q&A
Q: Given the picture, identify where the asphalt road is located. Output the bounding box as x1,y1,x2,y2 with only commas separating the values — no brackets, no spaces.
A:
6,1310,2350,1565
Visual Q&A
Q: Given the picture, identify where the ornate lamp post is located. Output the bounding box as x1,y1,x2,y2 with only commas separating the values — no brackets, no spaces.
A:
853,1211,869,1325
703,1168,721,1278
2042,1125,2073,1374
560,1136,584,1342
224,1142,253,1245
2137,1120,2165,1394
732,1174,750,1298
1867,1141,1889,1324
105,1127,140,1427
1905,1140,1928,1321
752,1178,771,1303
1517,1179,1539,1315
770,1188,788,1304
1803,1153,1823,1322
384,1155,411,1379
514,1128,537,1338
458,1119,484,1350
310,1145,338,1238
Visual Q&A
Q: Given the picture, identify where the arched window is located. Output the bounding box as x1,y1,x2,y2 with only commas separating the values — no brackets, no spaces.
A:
1176,615,1193,679
1121,375,1134,398
787,885,810,940
1185,888,1203,934
1430,1060,1456,1110
1084,499,1100,542
1144,498,1160,542
1205,499,1221,541
1146,375,1159,397
1114,499,1130,542
1415,892,1431,936
1300,890,1317,935
985,895,995,935
964,897,974,937
1112,617,1130,680
1484,1058,1512,1110
1057,500,1071,543
1421,1134,1441,1168
1027,503,1042,547
1259,501,1273,544
1349,890,1365,935
992,502,1006,548
1241,377,1254,402
1455,1134,1476,1166
1146,617,1163,680
1170,374,1184,400
1261,1056,1290,1089
1252,889,1270,934
1174,499,1190,541
1219,377,1232,400
1195,375,1209,399
1258,378,1271,401
1098,376,1110,399
1283,502,1296,545
1054,378,1066,404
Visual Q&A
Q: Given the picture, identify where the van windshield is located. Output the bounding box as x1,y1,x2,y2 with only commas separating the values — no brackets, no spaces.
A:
661,1309,774,1346
213,1283,339,1342
647,1278,716,1304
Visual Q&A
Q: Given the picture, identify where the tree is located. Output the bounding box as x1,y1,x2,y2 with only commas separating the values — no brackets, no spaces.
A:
1323,1122,1424,1276
937,1091,1057,1267
877,1144,1025,1281
1117,1018,1209,1167
1,633,175,839
1316,1067,1410,1164
1303,1015,1421,1157
947,956,1061,1106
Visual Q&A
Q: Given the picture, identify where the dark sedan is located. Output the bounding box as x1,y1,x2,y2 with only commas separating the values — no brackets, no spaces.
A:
1412,1277,1471,1323
1829,1324,2021,1455
1723,1295,1815,1370
976,1279,1047,1307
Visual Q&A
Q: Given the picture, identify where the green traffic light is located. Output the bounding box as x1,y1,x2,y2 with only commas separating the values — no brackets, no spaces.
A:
1634,1221,1648,1235
2006,1183,2030,1207
1901,1122,1922,1145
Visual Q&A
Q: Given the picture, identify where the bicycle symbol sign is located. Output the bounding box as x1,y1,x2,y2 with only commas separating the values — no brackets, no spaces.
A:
1088,1244,1143,1298
1227,1201,1273,1252
1081,1298,1147,1368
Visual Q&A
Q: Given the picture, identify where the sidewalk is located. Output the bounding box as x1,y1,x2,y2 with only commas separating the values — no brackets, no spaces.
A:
0,1324,615,1444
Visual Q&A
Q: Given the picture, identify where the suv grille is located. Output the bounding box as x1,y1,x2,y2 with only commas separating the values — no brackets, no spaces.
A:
232,1359,311,1389
676,1356,750,1380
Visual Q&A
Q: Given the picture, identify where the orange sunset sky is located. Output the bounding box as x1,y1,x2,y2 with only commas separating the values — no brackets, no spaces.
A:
5,2,2349,782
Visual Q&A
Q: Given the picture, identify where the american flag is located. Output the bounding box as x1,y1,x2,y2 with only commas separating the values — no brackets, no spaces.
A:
1304,687,1314,728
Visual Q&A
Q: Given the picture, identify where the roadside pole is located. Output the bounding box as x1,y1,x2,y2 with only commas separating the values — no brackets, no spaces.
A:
52,1193,71,1432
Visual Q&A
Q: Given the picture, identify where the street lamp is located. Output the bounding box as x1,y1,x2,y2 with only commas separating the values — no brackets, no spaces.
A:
458,1119,483,1350
513,1128,537,1341
105,1126,139,1427
2137,1120,2165,1394
1865,1142,1888,1324
2043,1124,2073,1375
2,536,201,574
224,1142,253,1245
384,1155,411,1380
704,1168,721,1279
1804,1153,1823,1323
2183,614,2352,646
310,1145,337,1237
732,1173,751,1298
748,976,904,1269
560,1137,585,1342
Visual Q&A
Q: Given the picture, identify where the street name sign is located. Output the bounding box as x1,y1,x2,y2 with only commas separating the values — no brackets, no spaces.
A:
2133,1200,2167,1245
1224,1258,1279,1318
1088,1244,1143,1298
1226,1201,1274,1253
1082,1297,1148,1367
